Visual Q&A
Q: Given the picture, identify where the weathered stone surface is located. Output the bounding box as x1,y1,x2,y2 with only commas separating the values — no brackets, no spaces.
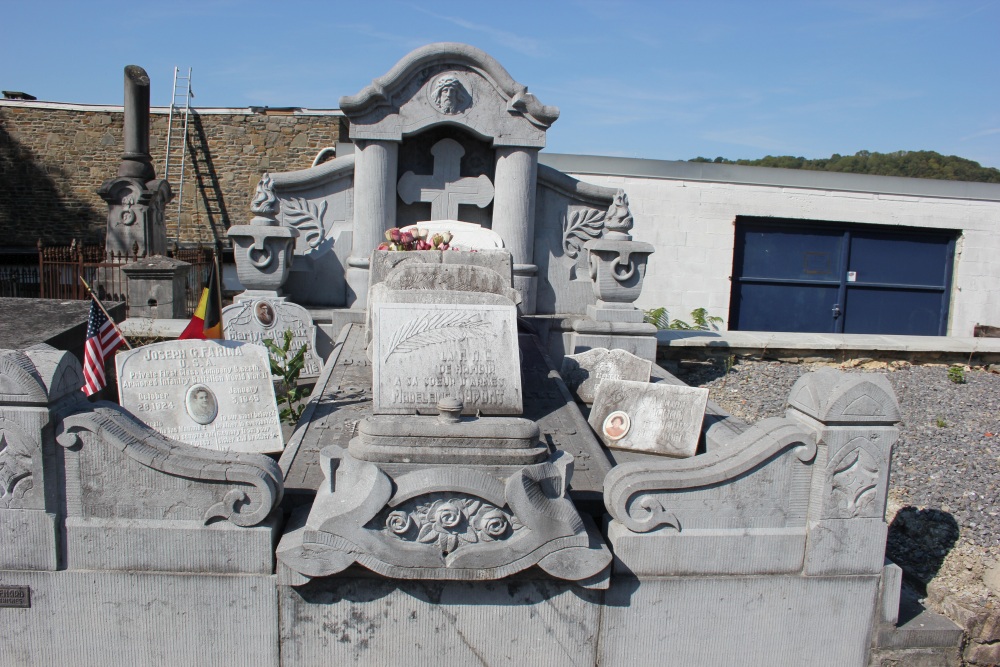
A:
561,347,651,404
116,340,283,453
397,139,495,220
222,295,323,378
383,262,520,304
372,301,521,415
589,379,707,457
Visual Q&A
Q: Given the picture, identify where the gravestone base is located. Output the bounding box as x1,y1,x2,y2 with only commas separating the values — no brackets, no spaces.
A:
276,446,611,586
0,510,59,571
0,569,278,666
64,514,280,575
278,573,602,667
568,325,658,364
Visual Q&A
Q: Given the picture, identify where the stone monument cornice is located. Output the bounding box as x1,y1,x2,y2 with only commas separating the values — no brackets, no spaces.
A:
339,42,559,129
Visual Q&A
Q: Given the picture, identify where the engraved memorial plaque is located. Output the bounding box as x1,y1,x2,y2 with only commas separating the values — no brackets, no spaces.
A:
222,297,323,378
372,302,522,415
589,379,708,458
116,340,284,453
0,585,30,608
561,348,652,405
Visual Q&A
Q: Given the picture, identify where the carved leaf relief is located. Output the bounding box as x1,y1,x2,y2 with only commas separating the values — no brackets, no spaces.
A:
831,447,880,517
282,197,328,252
562,208,604,260
385,312,491,359
0,431,32,505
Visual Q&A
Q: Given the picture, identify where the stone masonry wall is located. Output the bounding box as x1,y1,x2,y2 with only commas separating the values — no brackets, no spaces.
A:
0,103,345,248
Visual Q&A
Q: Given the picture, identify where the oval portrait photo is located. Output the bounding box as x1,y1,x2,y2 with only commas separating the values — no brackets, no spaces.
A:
602,410,631,441
254,300,276,327
185,384,219,425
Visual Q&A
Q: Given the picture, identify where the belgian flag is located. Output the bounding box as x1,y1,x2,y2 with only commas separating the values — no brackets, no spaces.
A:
179,260,223,339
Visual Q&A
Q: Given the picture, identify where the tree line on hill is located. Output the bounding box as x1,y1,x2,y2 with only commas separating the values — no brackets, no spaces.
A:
689,150,1000,183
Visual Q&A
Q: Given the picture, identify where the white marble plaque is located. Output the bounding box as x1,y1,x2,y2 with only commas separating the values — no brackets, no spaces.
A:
589,379,708,458
116,340,283,454
372,302,522,415
222,296,322,378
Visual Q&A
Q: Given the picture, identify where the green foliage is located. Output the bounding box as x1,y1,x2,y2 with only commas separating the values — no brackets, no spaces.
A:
935,416,949,428
263,329,312,425
689,150,1000,183
644,307,723,331
947,365,967,384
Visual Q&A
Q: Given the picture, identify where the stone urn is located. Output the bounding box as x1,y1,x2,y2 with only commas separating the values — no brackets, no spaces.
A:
584,189,654,307
228,173,298,294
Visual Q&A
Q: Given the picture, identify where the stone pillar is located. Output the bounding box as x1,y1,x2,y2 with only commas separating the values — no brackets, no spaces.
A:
118,65,154,181
347,139,399,308
0,347,86,571
121,256,190,319
493,146,539,314
784,368,901,576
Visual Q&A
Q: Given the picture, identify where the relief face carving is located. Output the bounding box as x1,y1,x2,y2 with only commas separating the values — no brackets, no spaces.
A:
429,74,471,115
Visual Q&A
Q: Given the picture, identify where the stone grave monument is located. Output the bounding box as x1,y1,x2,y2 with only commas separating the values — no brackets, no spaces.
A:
0,44,958,667
223,174,323,378
116,339,283,454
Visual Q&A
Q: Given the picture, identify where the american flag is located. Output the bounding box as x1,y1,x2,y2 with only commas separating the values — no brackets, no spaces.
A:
82,299,126,396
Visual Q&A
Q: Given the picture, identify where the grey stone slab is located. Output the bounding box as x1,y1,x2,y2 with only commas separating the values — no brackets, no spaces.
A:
803,518,888,575
0,298,124,357
607,521,805,576
279,575,601,667
570,331,657,363
64,516,278,574
280,324,373,496
116,340,283,453
589,379,708,457
372,302,522,415
561,347,652,404
0,510,58,571
223,295,323,378
601,575,880,667
0,569,278,666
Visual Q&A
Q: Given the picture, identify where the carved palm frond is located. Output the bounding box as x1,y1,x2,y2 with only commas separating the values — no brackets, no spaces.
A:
562,208,604,259
386,312,491,359
282,198,328,250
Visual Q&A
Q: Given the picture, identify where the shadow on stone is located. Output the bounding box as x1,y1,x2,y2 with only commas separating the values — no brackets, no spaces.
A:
886,506,960,593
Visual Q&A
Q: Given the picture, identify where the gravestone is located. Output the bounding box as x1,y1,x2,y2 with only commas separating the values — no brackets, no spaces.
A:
372,296,521,415
116,339,283,453
561,348,652,405
222,296,323,378
589,378,708,457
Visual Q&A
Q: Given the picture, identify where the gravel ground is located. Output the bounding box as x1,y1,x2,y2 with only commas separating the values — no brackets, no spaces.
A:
672,358,999,649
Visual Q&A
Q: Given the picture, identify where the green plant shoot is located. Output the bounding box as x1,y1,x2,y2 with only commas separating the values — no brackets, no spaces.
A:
263,329,312,425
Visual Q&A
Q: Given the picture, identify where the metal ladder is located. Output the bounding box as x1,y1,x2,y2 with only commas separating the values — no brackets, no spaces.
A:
164,67,193,241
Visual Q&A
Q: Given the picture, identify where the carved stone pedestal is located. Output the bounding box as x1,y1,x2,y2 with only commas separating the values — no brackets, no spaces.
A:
276,443,610,587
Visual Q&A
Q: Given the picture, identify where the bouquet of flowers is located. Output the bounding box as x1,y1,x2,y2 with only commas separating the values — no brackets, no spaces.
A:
377,227,457,251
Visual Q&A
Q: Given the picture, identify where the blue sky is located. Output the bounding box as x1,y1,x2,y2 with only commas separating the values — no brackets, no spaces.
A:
4,0,1000,168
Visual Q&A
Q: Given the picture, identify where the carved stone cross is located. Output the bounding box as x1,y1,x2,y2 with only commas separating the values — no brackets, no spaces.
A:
397,138,495,220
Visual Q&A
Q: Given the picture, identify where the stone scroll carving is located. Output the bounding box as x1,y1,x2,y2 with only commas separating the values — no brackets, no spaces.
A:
277,447,609,584
55,403,283,527
603,417,816,533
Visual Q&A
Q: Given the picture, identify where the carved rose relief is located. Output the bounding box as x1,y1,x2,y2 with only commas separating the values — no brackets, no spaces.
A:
381,493,521,554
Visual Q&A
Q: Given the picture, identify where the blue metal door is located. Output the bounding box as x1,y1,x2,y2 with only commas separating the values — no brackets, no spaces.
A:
730,218,956,335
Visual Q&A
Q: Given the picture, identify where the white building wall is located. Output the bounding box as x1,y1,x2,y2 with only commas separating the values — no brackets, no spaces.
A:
567,171,1000,337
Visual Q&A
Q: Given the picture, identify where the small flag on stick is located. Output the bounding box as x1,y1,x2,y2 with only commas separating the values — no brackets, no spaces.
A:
179,259,223,340
82,297,127,396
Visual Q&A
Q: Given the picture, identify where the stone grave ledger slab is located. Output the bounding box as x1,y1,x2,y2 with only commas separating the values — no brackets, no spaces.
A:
222,296,322,379
116,340,283,453
589,379,708,457
372,303,522,415
561,347,652,405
